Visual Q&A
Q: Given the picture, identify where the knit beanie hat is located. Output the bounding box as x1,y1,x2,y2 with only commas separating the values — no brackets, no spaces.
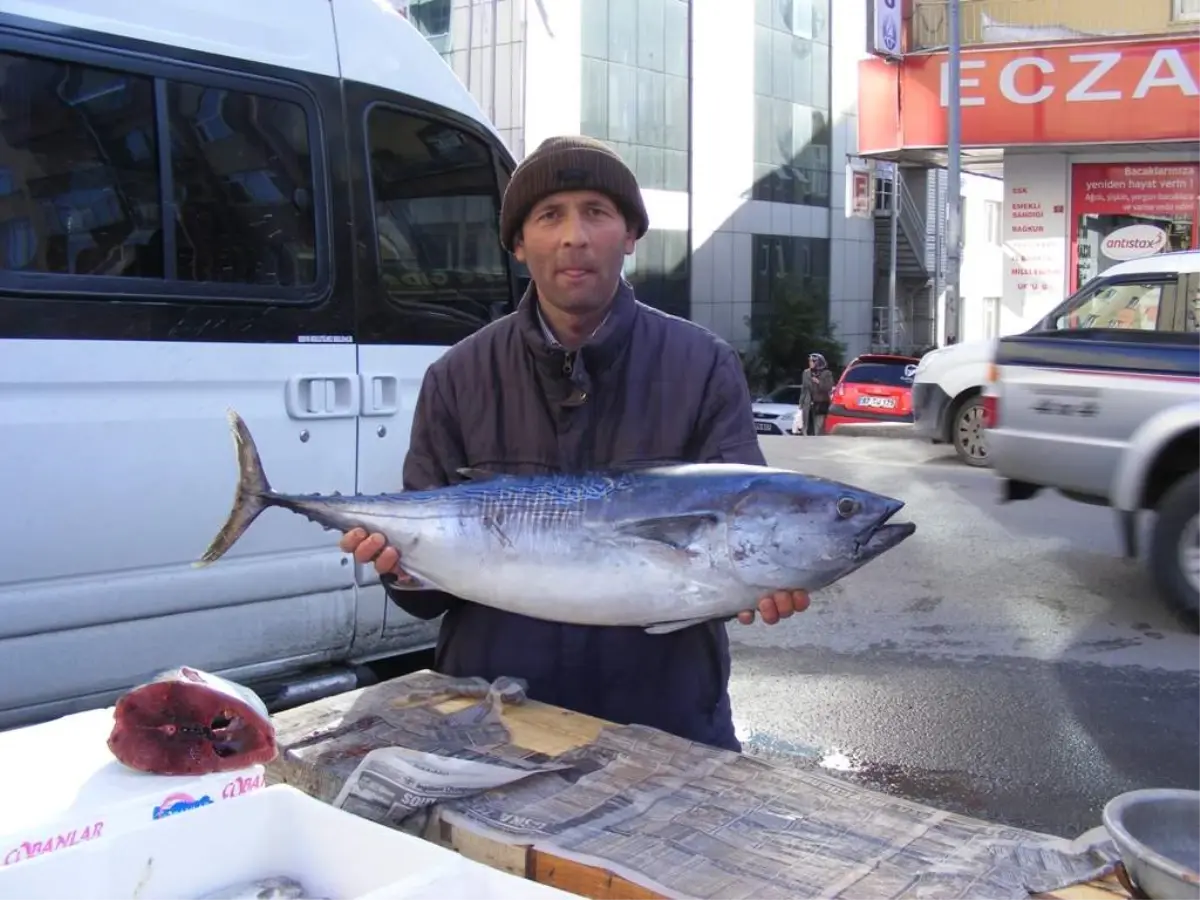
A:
499,135,650,252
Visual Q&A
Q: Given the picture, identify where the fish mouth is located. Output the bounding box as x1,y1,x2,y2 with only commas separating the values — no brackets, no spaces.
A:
855,503,916,559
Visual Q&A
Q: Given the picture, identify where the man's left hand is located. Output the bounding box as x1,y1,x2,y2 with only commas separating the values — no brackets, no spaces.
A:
738,590,811,626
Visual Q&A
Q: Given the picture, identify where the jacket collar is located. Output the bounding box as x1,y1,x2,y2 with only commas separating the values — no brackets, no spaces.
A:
516,277,638,379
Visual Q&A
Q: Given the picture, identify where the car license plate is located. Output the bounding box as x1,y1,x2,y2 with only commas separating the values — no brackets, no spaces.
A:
754,421,774,433
858,395,897,410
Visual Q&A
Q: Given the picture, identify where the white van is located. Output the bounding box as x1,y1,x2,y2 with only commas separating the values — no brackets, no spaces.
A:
0,1,522,729
911,249,1200,467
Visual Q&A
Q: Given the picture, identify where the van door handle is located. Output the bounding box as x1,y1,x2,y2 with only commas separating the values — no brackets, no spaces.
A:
360,374,399,417
285,375,360,419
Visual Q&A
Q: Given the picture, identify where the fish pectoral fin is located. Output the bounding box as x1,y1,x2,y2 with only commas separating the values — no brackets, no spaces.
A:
644,616,715,635
614,513,719,551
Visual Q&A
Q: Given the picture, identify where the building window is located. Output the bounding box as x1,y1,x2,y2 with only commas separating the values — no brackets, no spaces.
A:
752,0,831,207
580,0,690,193
985,200,1002,245
624,228,690,319
407,0,451,37
750,234,830,339
1173,0,1200,20
982,296,1000,338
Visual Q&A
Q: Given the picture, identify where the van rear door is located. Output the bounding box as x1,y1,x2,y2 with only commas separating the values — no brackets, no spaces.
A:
0,17,359,729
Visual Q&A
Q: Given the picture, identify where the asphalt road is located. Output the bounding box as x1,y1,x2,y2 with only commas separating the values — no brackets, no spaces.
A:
727,434,1200,840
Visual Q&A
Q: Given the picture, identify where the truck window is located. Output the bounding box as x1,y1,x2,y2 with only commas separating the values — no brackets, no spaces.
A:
366,105,512,340
1049,281,1165,332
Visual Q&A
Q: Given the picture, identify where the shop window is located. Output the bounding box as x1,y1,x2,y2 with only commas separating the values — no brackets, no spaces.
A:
1070,162,1199,292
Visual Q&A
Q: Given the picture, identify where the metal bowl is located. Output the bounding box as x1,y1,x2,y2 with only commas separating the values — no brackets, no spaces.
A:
1103,788,1200,900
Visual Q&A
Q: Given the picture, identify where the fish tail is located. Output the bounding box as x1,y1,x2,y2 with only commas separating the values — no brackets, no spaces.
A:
195,409,275,567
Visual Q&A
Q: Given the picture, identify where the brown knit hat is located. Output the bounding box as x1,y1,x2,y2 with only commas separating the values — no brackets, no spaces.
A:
499,135,650,252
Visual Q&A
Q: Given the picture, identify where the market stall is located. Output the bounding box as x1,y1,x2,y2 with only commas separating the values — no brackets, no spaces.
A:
0,667,1185,900
265,669,1136,900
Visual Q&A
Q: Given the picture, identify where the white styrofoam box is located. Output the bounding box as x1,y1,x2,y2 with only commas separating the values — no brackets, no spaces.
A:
0,707,266,869
0,784,580,900
353,864,583,900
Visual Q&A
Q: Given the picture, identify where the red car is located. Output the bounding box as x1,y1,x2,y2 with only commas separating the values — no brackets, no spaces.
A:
823,353,920,433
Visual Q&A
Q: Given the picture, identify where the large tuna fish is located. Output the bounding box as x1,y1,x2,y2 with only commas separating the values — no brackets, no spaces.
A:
198,410,915,633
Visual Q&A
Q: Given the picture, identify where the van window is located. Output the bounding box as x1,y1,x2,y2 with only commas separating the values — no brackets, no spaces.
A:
0,49,323,299
167,82,317,287
366,105,510,333
0,53,161,277
1049,281,1165,331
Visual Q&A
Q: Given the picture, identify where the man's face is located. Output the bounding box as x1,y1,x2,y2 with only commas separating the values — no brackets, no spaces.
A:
513,189,636,317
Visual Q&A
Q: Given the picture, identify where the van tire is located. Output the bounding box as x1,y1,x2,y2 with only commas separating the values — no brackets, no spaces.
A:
1150,470,1200,630
951,396,990,468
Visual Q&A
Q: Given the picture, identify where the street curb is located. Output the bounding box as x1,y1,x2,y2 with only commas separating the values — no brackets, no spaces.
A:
825,423,918,440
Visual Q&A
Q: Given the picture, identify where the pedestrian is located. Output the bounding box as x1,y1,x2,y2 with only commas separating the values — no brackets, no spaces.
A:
801,352,834,436
340,135,811,753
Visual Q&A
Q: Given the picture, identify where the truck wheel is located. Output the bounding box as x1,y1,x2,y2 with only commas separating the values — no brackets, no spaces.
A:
1149,470,1200,629
952,396,990,468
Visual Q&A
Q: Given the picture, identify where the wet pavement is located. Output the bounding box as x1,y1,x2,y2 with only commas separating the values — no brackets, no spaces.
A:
727,434,1200,839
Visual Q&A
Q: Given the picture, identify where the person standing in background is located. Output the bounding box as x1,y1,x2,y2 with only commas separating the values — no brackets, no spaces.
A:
801,353,834,436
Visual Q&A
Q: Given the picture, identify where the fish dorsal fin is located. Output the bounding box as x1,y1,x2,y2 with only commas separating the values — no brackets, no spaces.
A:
615,513,719,550
456,467,501,482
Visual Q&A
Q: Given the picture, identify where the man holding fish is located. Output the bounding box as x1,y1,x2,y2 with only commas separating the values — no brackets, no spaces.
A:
340,136,813,752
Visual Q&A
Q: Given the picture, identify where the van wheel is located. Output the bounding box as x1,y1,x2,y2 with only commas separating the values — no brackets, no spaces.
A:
951,396,990,468
1149,471,1200,630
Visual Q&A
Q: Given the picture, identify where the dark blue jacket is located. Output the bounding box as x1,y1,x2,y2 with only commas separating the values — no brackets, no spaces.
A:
382,280,766,752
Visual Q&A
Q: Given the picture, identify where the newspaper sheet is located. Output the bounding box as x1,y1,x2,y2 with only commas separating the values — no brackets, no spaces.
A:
437,725,1121,900
332,746,571,832
325,675,1121,899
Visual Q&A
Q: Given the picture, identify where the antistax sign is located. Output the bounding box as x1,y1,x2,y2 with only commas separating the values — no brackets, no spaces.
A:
1100,224,1169,261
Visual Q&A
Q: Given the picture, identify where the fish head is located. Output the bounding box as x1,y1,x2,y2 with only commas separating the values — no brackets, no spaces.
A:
728,472,916,592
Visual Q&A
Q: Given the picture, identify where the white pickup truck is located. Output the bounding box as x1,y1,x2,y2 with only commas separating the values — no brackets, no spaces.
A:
911,251,1200,467
984,266,1200,625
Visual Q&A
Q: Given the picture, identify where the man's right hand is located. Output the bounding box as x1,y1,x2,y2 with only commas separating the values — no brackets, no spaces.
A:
339,528,419,584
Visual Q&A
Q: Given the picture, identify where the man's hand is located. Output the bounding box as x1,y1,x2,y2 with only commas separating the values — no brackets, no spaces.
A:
737,590,811,626
339,528,419,585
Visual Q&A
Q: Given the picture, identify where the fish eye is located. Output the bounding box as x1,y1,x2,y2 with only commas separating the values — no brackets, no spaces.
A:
836,497,859,518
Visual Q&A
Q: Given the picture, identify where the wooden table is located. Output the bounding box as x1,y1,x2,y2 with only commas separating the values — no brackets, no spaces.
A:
267,671,1128,900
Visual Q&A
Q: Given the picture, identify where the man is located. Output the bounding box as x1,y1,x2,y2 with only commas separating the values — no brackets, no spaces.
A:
801,353,834,436
340,136,810,752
